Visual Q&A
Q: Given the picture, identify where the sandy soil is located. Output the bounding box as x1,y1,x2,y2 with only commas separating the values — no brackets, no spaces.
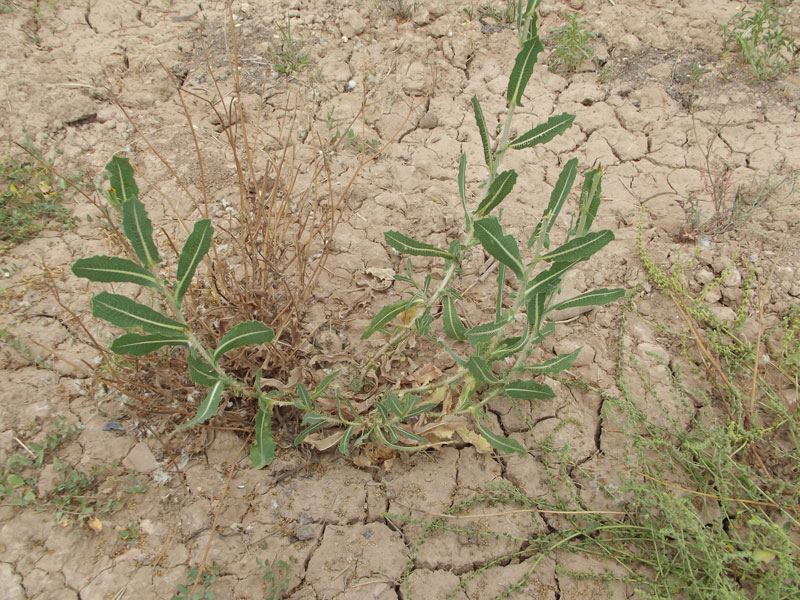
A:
0,0,798,598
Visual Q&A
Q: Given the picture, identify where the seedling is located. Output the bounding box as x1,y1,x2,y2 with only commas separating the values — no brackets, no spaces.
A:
548,12,596,73
173,563,223,600
273,18,309,75
257,558,291,600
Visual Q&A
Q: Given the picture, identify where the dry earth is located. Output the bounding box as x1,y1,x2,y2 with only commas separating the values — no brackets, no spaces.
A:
0,0,799,598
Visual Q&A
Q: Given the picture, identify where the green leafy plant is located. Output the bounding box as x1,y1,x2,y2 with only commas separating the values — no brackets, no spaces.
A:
273,18,309,75
721,0,799,80
72,0,622,467
257,558,291,599
118,521,139,543
173,563,223,600
1,143,77,252
548,12,596,73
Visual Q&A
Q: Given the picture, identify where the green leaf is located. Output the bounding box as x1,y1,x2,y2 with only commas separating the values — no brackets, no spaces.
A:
471,95,493,170
509,113,575,150
549,287,625,313
110,332,189,356
505,379,556,400
213,320,275,362
475,170,517,217
576,168,603,236
92,292,186,335
466,318,510,346
174,219,213,307
467,356,501,384
384,231,455,260
524,262,573,300
475,416,526,455
541,230,614,264
72,256,159,289
507,36,545,107
250,403,276,469
122,197,160,268
187,353,218,387
362,299,416,340
536,158,578,245
527,292,547,331
339,425,355,456
442,295,468,341
458,153,469,223
297,383,313,410
106,155,139,207
474,217,525,280
489,322,529,360
525,349,580,374
294,413,328,446
7,473,24,488
177,380,225,431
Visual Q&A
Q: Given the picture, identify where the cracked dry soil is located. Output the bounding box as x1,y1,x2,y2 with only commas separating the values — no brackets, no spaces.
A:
1,0,799,598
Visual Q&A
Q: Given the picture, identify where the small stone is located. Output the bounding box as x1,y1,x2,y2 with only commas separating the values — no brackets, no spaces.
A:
695,268,715,285
722,268,741,288
295,524,316,541
122,442,159,473
419,112,439,129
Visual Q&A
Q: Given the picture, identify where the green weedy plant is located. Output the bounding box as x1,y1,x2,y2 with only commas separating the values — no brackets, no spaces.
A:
548,12,596,74
72,0,623,466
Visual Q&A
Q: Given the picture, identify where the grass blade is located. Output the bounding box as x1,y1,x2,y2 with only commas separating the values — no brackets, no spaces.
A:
174,219,213,307
213,320,275,363
474,217,525,280
92,292,186,335
72,256,158,289
177,380,225,431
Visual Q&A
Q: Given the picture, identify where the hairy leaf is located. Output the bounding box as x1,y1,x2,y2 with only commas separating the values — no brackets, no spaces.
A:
122,197,160,268
177,380,225,431
524,262,574,300
72,256,158,289
384,231,455,260
362,299,416,340
175,219,213,307
549,287,625,313
541,230,614,263
476,417,526,455
467,356,501,384
466,318,510,346
576,168,603,236
509,113,575,150
507,37,545,106
474,217,525,280
92,292,186,335
442,295,468,341
106,155,139,207
187,353,218,387
251,403,276,468
213,320,275,363
471,95,493,169
505,379,556,400
527,291,547,331
458,153,469,222
110,332,188,356
525,348,580,374
475,170,517,217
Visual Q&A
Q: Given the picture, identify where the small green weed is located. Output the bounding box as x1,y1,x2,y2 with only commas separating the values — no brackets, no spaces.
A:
257,558,291,599
0,327,53,368
273,18,309,75
548,12,595,73
721,0,799,80
173,563,223,600
118,521,140,543
0,144,76,252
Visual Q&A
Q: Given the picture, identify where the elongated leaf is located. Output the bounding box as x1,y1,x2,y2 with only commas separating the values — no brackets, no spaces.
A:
110,332,188,357
384,231,455,260
524,262,573,300
474,217,525,280
507,37,545,107
509,113,575,150
541,230,614,263
72,256,158,289
442,295,467,341
177,380,225,431
250,403,276,468
525,349,580,375
466,318,510,346
505,379,556,400
106,155,138,207
213,320,275,362
475,417,526,455
471,95,493,169
548,287,625,313
476,170,517,217
187,353,218,387
467,356,501,384
544,158,578,234
458,153,469,222
490,321,529,361
362,299,415,340
294,413,328,446
175,219,213,307
92,292,186,335
297,383,313,410
122,197,160,268
527,292,547,331
576,168,603,236
339,425,355,456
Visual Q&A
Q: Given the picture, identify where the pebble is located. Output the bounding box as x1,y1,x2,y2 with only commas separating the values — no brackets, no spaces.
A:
122,442,160,473
419,112,438,129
